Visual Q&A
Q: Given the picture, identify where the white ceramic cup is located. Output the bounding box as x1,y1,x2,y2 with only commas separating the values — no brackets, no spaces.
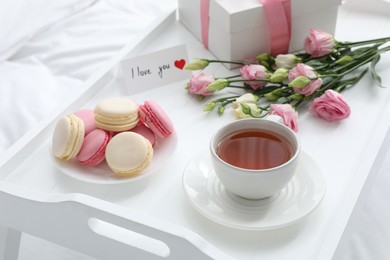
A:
210,116,300,200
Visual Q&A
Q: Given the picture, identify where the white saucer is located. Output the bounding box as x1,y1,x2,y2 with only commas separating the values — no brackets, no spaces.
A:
182,152,326,230
50,131,177,184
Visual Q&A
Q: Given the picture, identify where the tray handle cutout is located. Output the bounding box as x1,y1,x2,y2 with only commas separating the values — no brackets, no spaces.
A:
88,217,170,258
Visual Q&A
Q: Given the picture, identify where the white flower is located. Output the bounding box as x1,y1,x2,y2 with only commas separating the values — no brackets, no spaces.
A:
232,93,258,109
275,54,301,69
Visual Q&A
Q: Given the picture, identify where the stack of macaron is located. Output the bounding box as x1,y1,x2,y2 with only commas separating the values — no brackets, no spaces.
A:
51,97,174,177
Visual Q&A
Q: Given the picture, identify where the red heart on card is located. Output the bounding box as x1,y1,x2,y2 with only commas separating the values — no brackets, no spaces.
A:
174,59,186,70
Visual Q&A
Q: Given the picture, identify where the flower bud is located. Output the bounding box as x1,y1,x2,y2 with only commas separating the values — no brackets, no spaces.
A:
272,88,284,96
264,92,279,101
204,102,216,112
206,79,229,91
240,103,251,114
270,68,289,83
288,93,304,101
234,103,261,119
187,73,215,96
275,54,301,69
335,55,353,65
184,59,209,70
255,53,275,69
218,106,225,115
288,76,311,89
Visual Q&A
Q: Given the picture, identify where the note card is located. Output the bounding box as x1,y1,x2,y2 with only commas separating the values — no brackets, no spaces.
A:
121,44,192,94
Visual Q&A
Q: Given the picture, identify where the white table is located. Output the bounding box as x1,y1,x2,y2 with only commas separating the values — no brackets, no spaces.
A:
1,3,390,260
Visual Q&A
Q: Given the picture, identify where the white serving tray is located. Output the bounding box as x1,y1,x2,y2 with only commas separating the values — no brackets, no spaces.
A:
1,8,390,260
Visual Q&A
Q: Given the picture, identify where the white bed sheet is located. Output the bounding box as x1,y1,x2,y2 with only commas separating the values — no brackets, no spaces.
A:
1,1,390,260
0,0,176,155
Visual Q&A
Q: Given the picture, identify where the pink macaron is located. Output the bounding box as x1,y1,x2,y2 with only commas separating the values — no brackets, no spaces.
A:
138,100,174,139
74,109,97,136
130,122,156,147
76,129,111,166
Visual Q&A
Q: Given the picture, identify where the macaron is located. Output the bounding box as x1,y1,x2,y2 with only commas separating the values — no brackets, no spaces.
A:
138,100,174,138
130,123,156,147
52,114,85,161
76,129,111,166
74,109,97,136
94,97,139,132
105,132,153,177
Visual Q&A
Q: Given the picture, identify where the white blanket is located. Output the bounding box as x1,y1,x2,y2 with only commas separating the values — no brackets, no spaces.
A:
0,0,175,155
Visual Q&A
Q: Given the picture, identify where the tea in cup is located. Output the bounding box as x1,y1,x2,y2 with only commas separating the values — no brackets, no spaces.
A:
209,117,300,200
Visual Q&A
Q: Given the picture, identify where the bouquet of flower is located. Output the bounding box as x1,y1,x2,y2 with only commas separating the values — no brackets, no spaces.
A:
184,29,390,132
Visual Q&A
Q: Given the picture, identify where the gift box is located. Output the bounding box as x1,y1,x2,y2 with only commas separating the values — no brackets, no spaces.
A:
178,0,342,68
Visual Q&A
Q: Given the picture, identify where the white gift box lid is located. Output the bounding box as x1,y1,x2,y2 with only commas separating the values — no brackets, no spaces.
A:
210,0,342,33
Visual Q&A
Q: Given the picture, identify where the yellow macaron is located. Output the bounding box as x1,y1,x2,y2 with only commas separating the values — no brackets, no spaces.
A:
52,114,85,160
105,132,153,177
94,97,139,132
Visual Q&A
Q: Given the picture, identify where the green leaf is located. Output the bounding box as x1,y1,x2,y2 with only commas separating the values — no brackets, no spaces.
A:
254,85,279,95
276,97,289,104
305,59,329,70
370,54,385,88
351,46,371,55
264,92,279,101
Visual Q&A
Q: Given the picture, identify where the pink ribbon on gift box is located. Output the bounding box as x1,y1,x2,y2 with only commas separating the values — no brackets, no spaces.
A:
200,0,291,55
200,0,210,49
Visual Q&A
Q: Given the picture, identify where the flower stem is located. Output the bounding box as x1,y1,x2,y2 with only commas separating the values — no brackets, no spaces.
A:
292,100,304,109
336,68,368,92
220,99,237,107
208,60,247,66
229,79,270,83
332,45,379,72
338,55,376,77
315,78,339,97
227,85,252,90
224,74,242,79
318,74,339,78
339,37,390,47
379,45,390,53
211,95,240,103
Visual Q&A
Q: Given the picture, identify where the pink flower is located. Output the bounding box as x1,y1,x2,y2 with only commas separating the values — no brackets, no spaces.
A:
304,29,336,58
288,63,322,96
309,90,351,122
188,73,215,96
240,64,269,90
269,104,298,132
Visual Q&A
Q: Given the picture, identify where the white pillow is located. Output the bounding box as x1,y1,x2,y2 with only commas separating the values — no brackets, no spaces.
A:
0,0,96,62
0,61,57,153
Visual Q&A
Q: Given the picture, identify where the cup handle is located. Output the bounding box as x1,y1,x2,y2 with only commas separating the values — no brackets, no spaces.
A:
266,114,285,124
